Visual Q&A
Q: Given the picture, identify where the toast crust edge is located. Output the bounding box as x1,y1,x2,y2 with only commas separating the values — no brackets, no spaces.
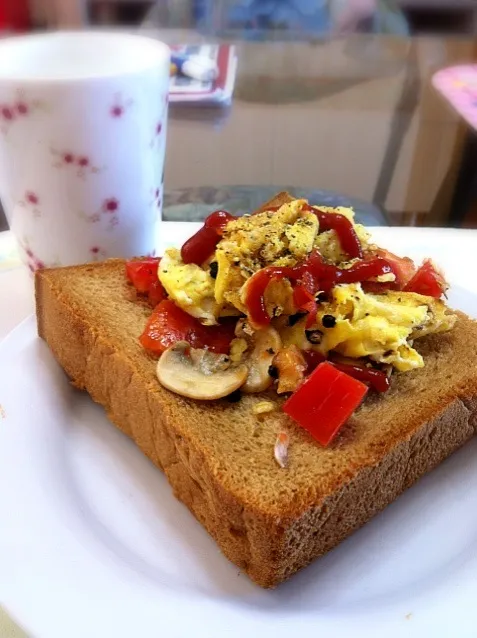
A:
35,267,477,587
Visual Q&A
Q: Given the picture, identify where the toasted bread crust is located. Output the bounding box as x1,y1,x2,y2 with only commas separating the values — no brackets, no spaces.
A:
34,197,477,588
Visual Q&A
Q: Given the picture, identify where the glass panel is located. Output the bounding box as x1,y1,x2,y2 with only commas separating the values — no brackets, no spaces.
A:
1,1,477,229
139,0,477,228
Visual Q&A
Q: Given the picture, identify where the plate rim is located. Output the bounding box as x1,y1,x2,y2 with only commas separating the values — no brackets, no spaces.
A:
2,226,477,638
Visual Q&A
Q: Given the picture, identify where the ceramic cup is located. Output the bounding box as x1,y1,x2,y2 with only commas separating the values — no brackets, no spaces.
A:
0,31,169,270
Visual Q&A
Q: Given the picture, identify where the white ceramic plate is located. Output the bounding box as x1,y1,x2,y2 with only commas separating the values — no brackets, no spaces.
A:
1,226,477,638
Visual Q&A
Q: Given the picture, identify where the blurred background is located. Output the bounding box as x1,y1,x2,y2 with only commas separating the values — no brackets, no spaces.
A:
1,0,477,230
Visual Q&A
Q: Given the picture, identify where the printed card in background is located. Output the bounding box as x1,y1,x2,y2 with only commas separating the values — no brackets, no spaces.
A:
169,44,237,105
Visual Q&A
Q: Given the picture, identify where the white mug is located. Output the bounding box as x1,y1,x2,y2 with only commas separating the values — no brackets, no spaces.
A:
0,31,169,271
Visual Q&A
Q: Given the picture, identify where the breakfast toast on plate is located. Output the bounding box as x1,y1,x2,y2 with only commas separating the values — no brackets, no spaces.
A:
35,192,477,587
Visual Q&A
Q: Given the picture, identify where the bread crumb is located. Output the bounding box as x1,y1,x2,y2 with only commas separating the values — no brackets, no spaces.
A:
252,401,275,416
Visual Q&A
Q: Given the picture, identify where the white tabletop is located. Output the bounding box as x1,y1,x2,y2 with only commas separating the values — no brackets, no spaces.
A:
0,232,31,637
0,241,34,341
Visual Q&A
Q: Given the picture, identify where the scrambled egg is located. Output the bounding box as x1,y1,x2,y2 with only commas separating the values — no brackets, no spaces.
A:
158,200,456,376
313,206,370,265
317,284,454,371
214,199,318,318
159,249,218,325
275,283,455,371
217,199,318,270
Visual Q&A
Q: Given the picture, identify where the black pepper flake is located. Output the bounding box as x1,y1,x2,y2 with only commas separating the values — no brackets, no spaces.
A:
305,329,323,345
315,291,328,303
267,348,275,355
226,389,242,403
268,365,279,379
288,311,307,327
383,350,393,357
322,314,336,328
209,261,218,279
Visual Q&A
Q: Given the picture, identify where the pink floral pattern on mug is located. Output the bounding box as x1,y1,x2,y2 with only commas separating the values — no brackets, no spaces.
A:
89,245,107,261
110,93,133,119
18,190,41,218
78,196,120,230
149,186,163,219
149,118,164,148
50,148,103,178
149,185,162,211
18,238,45,272
0,89,44,135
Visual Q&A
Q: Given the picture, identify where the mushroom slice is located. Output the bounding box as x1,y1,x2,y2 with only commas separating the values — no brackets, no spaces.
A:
242,326,283,394
156,341,248,400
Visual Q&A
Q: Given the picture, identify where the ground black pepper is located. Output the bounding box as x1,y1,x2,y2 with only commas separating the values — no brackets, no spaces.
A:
322,314,336,328
209,261,218,279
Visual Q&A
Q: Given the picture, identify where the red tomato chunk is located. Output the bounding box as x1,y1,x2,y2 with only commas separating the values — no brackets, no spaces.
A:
283,362,368,446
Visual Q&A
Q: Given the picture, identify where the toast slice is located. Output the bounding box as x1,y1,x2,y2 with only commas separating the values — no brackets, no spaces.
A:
35,199,477,588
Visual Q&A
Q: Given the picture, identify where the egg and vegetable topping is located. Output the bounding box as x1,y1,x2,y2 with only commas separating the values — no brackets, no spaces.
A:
126,198,455,447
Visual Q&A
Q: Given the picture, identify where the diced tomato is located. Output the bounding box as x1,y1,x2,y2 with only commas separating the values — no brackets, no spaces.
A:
302,300,318,327
199,319,237,354
293,272,319,327
148,279,166,307
331,361,390,393
293,284,313,308
302,349,326,374
373,249,416,289
139,300,235,355
126,257,161,294
403,259,447,298
283,361,368,446
293,271,315,301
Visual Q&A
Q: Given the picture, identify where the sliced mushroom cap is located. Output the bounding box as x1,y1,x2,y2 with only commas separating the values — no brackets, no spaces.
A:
156,341,248,400
242,326,282,394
